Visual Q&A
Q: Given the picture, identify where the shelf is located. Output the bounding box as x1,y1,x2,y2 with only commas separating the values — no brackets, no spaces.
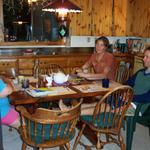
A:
0,41,65,48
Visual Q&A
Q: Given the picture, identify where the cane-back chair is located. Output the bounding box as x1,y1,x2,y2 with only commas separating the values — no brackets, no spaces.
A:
16,100,82,150
38,63,65,87
73,85,133,150
115,62,131,84
38,63,65,75
126,102,150,150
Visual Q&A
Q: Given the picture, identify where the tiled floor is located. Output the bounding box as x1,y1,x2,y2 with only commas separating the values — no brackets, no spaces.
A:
1,123,150,150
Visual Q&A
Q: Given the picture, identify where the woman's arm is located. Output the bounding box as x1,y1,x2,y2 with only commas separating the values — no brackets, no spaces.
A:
77,66,110,79
0,78,13,98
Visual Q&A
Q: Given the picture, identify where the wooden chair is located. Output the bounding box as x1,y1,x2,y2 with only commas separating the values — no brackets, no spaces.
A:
39,63,65,75
73,85,133,150
16,100,82,150
115,62,131,84
38,63,65,87
126,103,150,150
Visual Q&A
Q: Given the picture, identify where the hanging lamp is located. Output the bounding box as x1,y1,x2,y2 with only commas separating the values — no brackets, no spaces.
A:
42,0,82,19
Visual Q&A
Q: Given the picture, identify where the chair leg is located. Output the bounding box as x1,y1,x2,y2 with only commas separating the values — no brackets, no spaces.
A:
96,132,101,150
73,123,86,150
59,145,65,150
126,117,134,150
65,142,70,150
120,141,125,150
106,134,110,142
22,142,27,150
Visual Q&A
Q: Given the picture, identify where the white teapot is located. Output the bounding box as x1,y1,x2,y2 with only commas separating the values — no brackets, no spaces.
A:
45,75,53,87
53,72,69,84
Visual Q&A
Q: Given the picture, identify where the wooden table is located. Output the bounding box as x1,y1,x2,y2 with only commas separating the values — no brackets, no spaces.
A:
10,80,121,106
9,80,121,147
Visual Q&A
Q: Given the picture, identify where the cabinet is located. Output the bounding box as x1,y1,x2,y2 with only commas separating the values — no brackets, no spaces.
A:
0,53,134,76
18,58,35,75
0,59,18,75
67,55,90,73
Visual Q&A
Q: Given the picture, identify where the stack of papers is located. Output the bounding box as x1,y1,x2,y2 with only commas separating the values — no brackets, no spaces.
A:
73,84,109,93
26,87,76,97
73,81,121,93
26,88,57,97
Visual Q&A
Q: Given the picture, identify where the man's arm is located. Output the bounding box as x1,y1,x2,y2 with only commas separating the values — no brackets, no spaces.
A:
132,90,150,103
125,70,140,87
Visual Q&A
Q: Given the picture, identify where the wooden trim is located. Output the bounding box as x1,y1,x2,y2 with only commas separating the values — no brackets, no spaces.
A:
0,0,4,42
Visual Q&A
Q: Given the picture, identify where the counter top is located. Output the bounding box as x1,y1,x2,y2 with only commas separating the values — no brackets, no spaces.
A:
0,41,65,48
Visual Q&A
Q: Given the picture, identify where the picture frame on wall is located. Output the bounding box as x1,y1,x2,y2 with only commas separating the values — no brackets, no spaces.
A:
126,39,144,53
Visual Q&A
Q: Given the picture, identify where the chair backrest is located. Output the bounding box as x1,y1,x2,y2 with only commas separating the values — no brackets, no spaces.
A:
38,63,66,87
39,63,65,75
92,85,133,134
16,100,82,148
115,62,131,84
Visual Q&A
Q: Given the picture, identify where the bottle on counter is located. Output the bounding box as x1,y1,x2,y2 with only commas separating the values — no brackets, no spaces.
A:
33,59,39,79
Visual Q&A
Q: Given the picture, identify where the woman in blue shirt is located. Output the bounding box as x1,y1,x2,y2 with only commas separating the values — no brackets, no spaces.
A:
0,78,20,128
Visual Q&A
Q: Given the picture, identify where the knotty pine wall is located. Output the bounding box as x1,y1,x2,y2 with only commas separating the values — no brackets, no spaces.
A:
69,0,150,37
69,0,92,36
0,0,150,39
114,0,127,36
126,0,150,37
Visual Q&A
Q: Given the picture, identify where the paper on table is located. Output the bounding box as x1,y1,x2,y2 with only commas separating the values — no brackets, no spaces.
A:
73,84,109,93
26,89,57,97
73,81,121,93
26,86,76,97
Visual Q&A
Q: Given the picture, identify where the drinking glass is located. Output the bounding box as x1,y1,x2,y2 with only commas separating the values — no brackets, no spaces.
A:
6,68,18,79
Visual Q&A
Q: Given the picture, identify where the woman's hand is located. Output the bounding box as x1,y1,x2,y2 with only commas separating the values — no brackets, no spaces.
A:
77,72,91,78
76,68,83,73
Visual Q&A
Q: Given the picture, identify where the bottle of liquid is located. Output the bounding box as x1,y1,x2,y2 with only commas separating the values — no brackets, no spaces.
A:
33,59,39,79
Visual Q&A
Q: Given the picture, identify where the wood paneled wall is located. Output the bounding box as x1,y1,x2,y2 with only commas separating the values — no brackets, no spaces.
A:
69,0,92,36
92,0,113,36
0,0,4,41
126,0,150,37
0,0,150,38
114,0,127,36
69,0,113,36
69,0,150,37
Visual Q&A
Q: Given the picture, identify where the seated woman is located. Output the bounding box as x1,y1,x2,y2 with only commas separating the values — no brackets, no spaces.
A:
60,36,116,115
0,78,20,129
77,36,116,80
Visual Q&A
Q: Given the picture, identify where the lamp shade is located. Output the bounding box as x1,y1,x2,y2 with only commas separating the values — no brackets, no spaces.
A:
42,0,82,13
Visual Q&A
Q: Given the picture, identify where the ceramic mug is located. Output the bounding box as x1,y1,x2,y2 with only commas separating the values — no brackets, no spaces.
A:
22,79,29,89
102,78,109,88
